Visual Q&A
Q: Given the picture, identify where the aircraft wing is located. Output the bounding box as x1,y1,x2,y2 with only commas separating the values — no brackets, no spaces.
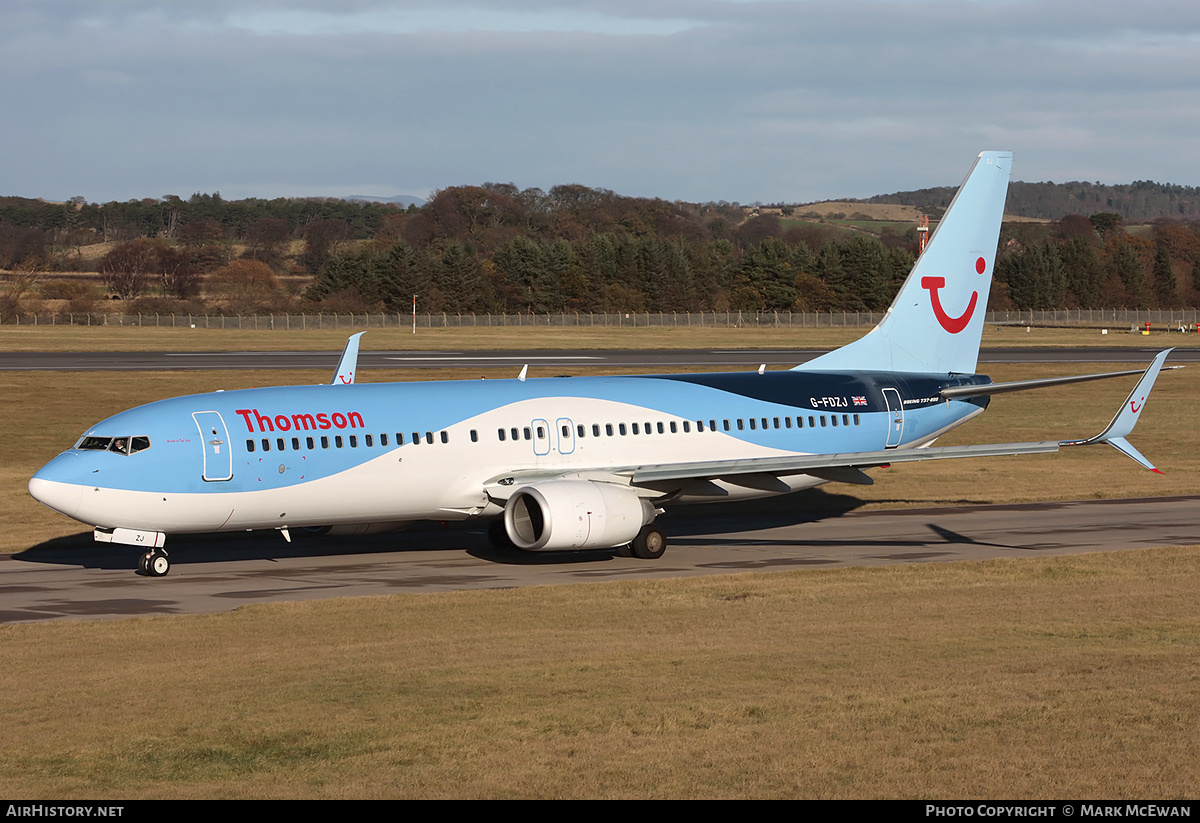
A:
627,441,1062,487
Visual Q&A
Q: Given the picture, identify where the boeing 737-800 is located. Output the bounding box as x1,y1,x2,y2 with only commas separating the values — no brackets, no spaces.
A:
29,152,1174,576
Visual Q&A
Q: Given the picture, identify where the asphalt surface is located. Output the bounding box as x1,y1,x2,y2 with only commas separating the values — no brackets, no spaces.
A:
4,495,1197,624
2,346,1197,371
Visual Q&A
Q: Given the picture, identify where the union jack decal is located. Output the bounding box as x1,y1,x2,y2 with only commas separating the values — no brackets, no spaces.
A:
852,396,868,406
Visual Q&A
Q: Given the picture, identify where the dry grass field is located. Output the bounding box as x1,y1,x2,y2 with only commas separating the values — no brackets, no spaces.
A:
2,326,1197,798
2,549,1198,798
3,322,1199,353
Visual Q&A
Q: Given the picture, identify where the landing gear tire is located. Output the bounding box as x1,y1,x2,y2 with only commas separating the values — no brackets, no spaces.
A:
137,552,150,574
631,525,666,560
145,550,170,577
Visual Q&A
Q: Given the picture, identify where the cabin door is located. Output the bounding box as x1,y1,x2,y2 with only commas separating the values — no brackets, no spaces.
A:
882,388,904,449
555,418,575,454
193,411,233,481
531,418,551,456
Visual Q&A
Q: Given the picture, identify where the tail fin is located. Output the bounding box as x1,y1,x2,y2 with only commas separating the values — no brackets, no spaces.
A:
800,150,1012,374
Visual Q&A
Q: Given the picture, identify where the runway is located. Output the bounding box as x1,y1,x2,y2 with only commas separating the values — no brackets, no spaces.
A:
4,495,1196,624
1,346,1196,371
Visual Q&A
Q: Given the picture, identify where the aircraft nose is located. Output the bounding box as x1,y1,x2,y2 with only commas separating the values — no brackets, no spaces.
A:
29,453,85,519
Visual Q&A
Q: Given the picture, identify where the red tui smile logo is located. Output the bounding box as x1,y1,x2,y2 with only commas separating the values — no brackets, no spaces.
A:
921,257,985,334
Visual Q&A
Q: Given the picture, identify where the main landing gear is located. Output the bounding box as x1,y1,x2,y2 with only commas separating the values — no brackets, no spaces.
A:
630,524,667,559
138,549,170,577
616,525,667,559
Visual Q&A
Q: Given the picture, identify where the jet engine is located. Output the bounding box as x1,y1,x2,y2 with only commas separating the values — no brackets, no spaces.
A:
503,480,654,551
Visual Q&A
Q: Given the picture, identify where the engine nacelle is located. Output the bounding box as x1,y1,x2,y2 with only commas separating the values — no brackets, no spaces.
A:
504,480,654,551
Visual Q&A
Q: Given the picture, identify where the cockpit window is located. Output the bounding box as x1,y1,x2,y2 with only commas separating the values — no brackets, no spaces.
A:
76,435,151,455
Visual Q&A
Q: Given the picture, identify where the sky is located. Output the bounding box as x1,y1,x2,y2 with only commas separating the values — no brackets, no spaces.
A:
3,0,1200,206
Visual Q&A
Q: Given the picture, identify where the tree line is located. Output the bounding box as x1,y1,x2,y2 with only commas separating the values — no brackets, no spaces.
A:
3,183,1200,319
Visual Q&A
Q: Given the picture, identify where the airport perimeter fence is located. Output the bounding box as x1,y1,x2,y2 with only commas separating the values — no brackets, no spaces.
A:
5,308,1200,330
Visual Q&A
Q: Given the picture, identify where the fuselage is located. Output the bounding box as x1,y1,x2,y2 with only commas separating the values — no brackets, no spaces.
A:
29,368,992,536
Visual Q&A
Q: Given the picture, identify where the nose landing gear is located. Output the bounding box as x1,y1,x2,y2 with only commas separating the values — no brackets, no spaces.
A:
138,549,170,577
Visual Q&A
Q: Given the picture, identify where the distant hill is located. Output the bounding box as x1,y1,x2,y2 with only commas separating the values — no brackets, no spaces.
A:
346,194,425,208
864,180,1200,222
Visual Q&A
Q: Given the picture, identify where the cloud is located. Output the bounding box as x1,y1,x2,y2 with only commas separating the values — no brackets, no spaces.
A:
3,1,1200,204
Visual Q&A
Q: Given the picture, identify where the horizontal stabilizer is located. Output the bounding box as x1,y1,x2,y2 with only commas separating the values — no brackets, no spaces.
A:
940,365,1181,399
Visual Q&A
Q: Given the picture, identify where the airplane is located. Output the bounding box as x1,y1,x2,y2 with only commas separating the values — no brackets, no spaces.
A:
29,151,1176,577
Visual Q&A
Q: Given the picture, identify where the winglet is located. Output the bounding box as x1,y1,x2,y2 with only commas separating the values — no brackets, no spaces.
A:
1061,348,1173,470
332,332,364,385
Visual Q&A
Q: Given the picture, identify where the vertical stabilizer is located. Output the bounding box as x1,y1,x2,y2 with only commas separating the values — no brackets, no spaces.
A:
799,151,1012,374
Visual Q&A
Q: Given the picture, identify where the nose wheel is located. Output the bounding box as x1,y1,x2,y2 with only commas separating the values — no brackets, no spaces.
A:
139,549,171,577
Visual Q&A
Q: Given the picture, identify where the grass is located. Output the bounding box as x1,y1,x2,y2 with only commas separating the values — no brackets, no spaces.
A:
1,548,1198,798
2,323,1199,352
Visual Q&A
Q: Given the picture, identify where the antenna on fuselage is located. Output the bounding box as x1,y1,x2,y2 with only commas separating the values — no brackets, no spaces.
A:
332,332,365,385
518,364,528,382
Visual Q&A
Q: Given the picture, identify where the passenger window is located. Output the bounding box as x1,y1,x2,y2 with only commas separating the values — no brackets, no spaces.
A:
523,427,531,441
380,433,389,446
537,426,546,439
277,437,285,450
365,434,374,447
749,418,756,430
605,424,613,436
785,417,792,429
335,435,344,448
470,430,478,443
307,436,315,449
412,432,420,445
831,416,838,427
292,437,300,450
843,414,850,426
737,419,744,431
669,421,677,433
425,432,433,445
262,438,270,452
723,420,730,431
498,428,506,441
349,435,358,447
820,416,827,427
440,431,448,444
593,424,601,437
657,422,665,434
854,414,861,425
682,421,690,433
619,424,627,436
510,427,519,441
631,423,639,435
808,416,815,427
247,439,255,452
696,420,704,432
321,436,329,449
